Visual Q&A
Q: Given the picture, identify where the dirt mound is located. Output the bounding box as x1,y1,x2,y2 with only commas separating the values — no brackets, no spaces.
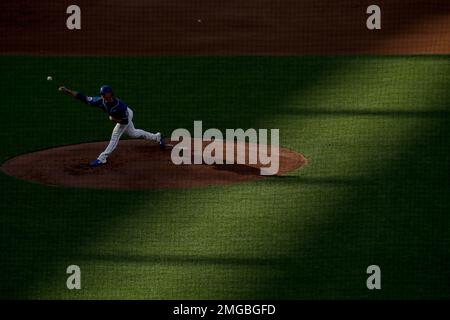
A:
0,140,307,190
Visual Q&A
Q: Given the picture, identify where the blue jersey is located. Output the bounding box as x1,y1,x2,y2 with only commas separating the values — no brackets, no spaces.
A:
76,93,130,124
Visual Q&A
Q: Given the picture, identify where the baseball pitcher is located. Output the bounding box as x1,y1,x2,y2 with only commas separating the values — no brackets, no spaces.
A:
59,85,165,167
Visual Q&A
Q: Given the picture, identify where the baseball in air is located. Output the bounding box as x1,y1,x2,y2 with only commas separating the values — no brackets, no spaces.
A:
47,76,53,81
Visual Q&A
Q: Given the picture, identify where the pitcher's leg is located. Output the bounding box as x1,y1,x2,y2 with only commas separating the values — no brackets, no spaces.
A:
97,123,128,163
125,119,161,142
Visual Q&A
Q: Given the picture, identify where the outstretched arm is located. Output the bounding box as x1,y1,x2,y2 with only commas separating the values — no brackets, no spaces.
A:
58,86,79,97
58,86,98,106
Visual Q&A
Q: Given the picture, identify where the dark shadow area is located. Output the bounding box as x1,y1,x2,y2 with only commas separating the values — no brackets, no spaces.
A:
256,78,450,299
0,185,151,298
132,56,345,132
0,56,339,298
78,253,288,267
282,108,450,118
274,176,373,186
212,164,261,176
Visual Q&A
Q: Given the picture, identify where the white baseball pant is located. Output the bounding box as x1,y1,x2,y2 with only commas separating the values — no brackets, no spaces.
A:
97,108,159,163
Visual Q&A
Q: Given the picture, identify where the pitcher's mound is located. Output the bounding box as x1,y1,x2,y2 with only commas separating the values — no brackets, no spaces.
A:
1,140,307,190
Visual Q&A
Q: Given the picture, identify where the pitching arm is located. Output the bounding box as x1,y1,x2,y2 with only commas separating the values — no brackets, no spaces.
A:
58,86,99,106
58,86,79,97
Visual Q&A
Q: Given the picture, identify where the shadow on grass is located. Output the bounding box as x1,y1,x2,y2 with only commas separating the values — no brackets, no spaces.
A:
273,175,374,186
0,186,158,299
257,86,450,299
77,253,290,267
282,108,450,118
0,56,342,299
212,164,261,176
1,56,450,299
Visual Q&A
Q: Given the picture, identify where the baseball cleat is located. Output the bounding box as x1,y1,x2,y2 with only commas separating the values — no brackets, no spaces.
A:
158,133,166,150
89,159,105,167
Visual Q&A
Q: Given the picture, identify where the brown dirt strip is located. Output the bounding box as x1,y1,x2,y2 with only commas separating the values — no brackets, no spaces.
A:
0,140,307,190
1,0,450,55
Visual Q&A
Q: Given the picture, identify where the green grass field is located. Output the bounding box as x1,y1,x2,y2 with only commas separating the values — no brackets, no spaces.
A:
1,56,449,299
